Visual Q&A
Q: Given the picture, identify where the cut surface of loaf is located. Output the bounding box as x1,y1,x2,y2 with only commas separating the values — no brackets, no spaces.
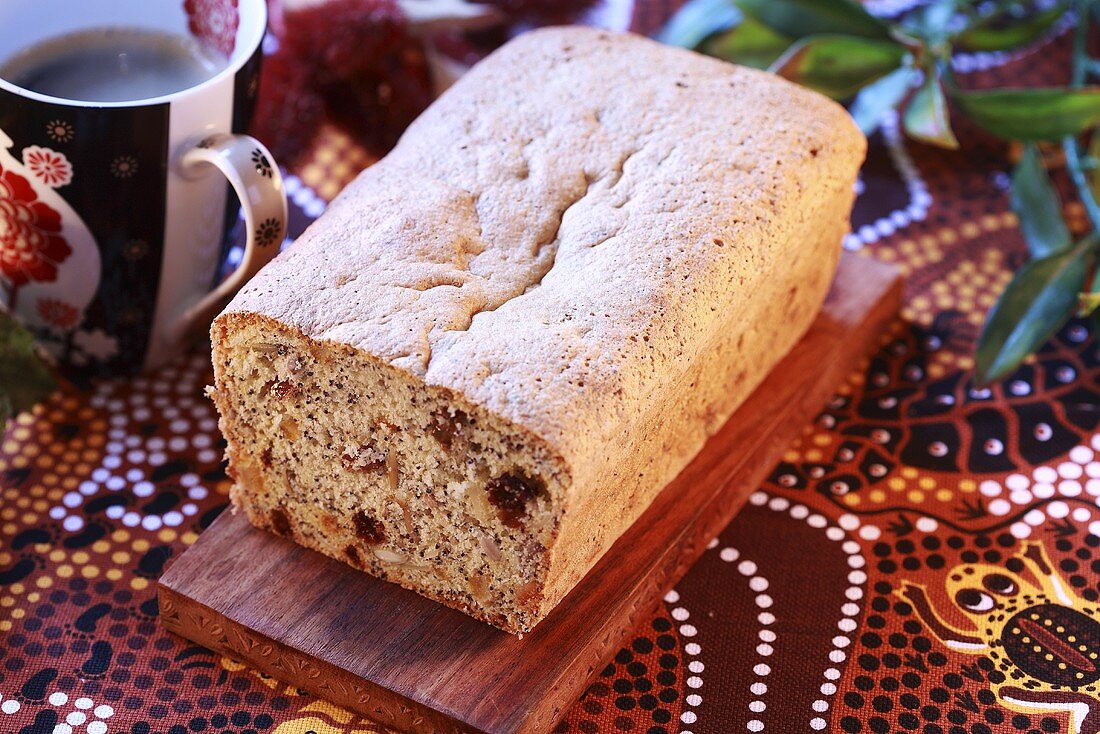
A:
210,27,866,633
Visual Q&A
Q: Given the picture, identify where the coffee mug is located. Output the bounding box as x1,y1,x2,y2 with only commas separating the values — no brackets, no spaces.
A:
0,0,286,375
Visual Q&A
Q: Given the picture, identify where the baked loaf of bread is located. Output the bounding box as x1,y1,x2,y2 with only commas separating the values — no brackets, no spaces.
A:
210,27,865,633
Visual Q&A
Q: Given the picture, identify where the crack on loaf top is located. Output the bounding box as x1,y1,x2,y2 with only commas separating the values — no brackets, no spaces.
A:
417,142,647,373
420,172,602,372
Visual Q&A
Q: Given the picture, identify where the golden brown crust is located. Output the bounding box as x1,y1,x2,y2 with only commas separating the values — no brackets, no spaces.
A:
212,27,866,632
221,26,864,478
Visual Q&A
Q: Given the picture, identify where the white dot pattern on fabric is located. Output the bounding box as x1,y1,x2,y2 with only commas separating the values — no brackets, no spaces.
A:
665,590,706,726
967,441,1100,531
858,525,881,541
707,494,871,732
842,111,930,252
45,353,226,535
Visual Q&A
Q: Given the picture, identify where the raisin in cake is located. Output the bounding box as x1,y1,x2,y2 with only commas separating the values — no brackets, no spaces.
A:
209,27,865,633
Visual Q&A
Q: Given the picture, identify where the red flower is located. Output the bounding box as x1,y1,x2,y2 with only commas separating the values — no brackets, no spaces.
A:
184,0,240,58
0,164,72,286
36,297,80,329
22,146,72,188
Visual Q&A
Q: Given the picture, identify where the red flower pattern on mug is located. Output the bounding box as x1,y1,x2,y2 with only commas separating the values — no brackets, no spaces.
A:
184,0,240,58
22,146,73,188
0,163,72,286
36,297,81,330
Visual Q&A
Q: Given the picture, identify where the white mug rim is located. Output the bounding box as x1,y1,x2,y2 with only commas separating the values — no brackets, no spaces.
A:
0,0,266,110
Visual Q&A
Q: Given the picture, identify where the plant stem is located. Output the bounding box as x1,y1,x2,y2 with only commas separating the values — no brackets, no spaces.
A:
1071,1,1090,86
1065,137,1100,230
1065,0,1100,232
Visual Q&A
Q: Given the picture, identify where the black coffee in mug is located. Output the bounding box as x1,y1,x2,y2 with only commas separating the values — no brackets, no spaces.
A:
0,0,286,376
0,27,228,104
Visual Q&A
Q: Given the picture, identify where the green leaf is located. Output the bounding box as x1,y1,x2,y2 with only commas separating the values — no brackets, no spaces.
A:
903,73,959,148
956,2,1068,52
849,65,915,133
1010,143,1071,259
656,0,743,48
952,86,1100,140
738,0,892,41
0,310,55,426
700,15,794,69
769,34,906,100
975,240,1092,384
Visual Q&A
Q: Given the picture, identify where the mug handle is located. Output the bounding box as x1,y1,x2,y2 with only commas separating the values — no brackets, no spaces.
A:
170,132,288,342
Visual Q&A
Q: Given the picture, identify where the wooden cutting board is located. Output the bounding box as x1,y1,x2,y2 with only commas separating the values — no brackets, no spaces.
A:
159,252,903,734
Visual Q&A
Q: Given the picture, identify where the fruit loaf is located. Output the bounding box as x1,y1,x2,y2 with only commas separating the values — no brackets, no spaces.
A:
209,26,866,633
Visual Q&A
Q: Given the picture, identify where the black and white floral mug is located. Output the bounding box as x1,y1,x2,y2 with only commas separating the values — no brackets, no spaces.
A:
0,0,286,376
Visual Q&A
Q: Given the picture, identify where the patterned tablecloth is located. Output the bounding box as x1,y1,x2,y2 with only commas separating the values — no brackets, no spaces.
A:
3,5,1100,734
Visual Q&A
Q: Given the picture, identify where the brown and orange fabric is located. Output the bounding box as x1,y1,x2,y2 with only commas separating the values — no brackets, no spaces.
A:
2,6,1099,734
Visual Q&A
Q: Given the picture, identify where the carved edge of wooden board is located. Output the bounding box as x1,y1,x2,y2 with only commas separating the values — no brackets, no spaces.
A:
159,254,903,734
158,587,472,733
